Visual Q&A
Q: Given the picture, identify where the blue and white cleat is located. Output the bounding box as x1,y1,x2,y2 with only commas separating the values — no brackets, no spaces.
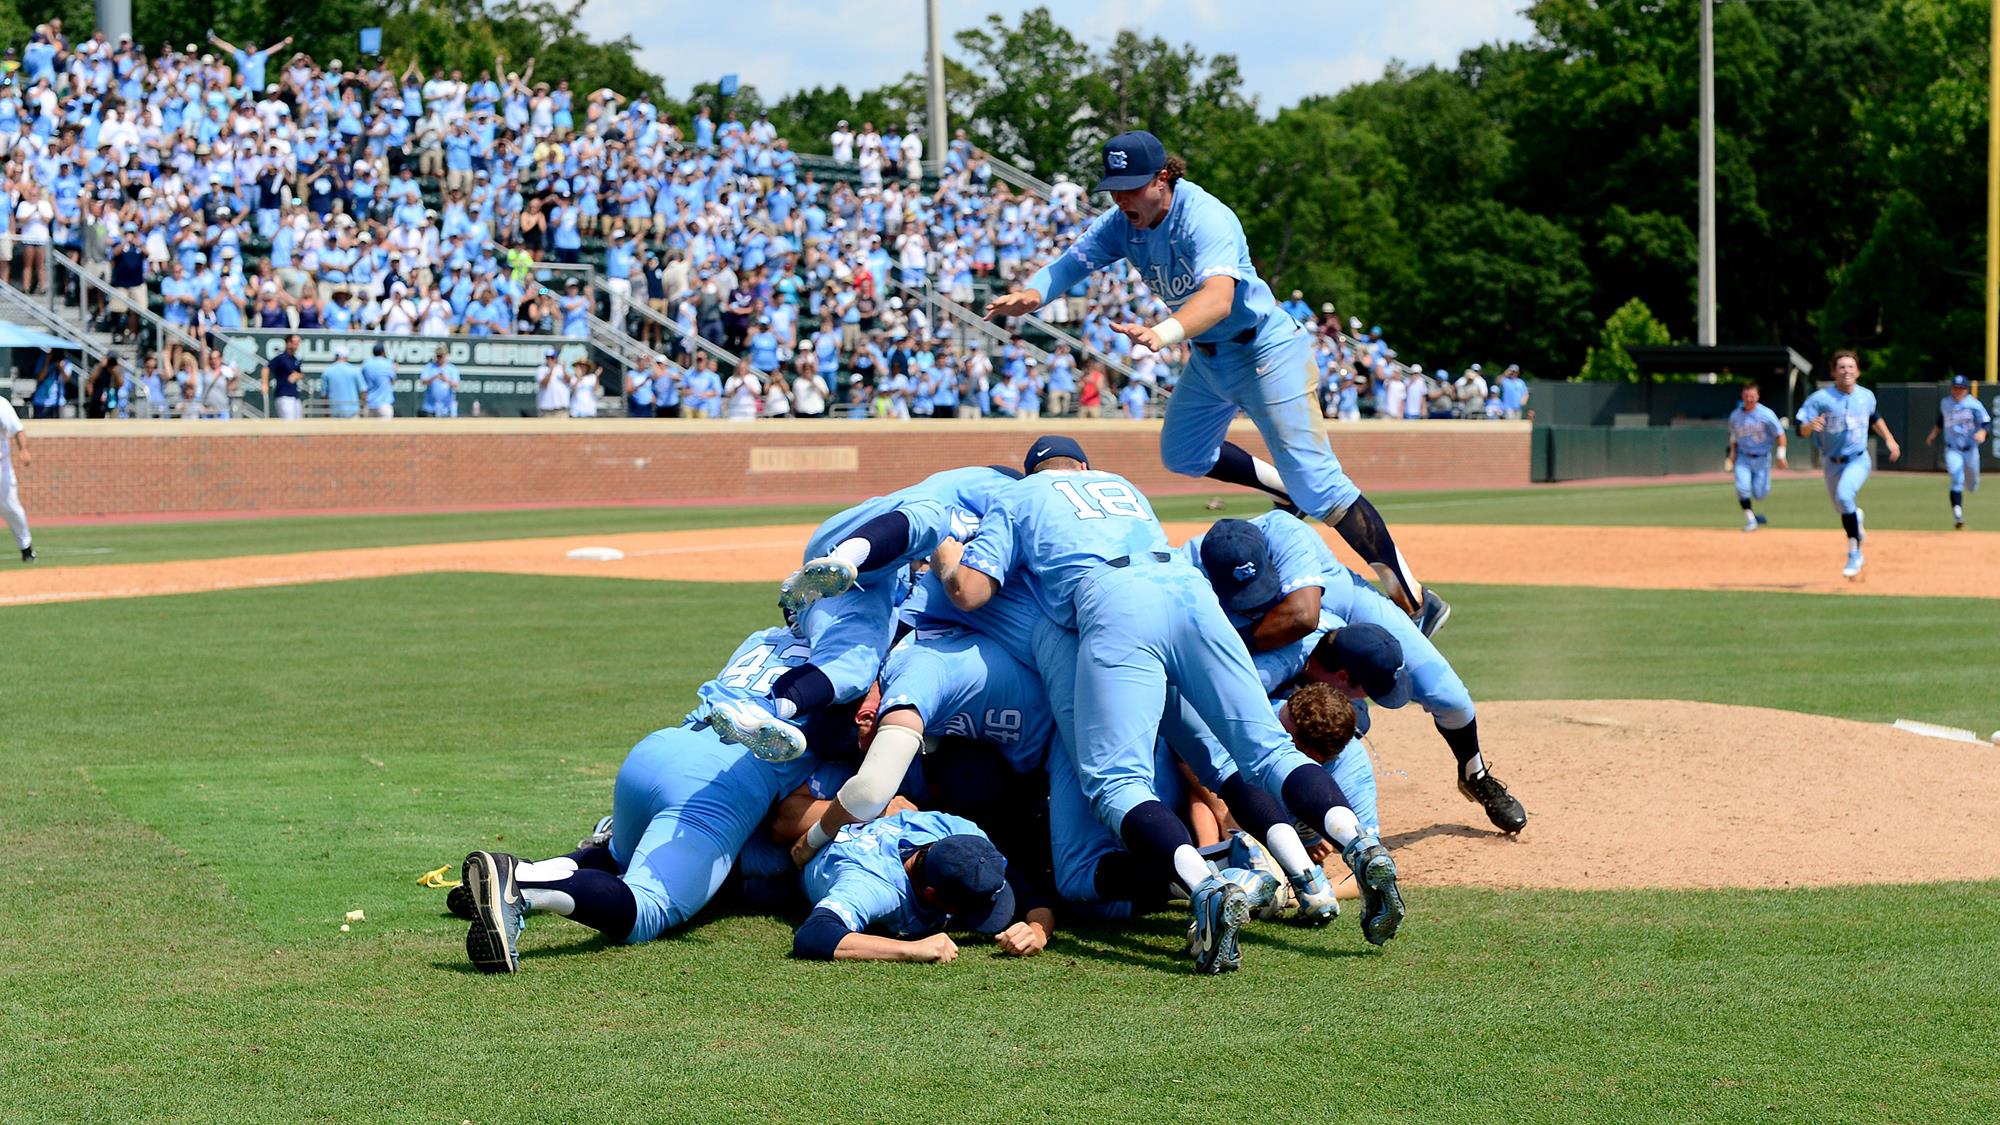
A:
1188,876,1249,974
463,851,527,974
1341,834,1406,947
782,555,860,614
578,814,614,851
1415,588,1452,638
1289,866,1341,928
1754,513,1769,526
1225,831,1297,921
1842,548,1864,580
1214,865,1281,916
708,698,807,763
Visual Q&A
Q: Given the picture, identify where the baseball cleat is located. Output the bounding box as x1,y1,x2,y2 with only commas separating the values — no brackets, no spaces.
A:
1743,515,1759,532
578,814,614,851
1342,834,1405,946
20,545,34,563
708,697,807,762
1460,770,1528,834
1954,506,1965,529
1289,866,1341,927
1754,513,1768,526
782,555,859,616
445,882,475,921
1215,865,1280,916
1842,549,1864,580
1414,588,1451,638
463,851,527,974
1188,876,1249,974
1271,497,1306,520
1225,832,1297,920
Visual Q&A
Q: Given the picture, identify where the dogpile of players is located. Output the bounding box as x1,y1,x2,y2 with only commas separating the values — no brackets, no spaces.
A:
445,436,1528,974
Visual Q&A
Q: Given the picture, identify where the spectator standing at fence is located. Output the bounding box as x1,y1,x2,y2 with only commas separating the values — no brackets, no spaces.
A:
683,355,722,418
14,182,51,293
420,347,460,418
763,371,793,419
535,348,570,416
1497,365,1529,419
361,343,397,418
650,356,683,418
136,354,168,420
321,344,364,419
1044,344,1076,417
792,354,830,419
624,359,656,418
568,360,601,418
27,351,65,419
84,355,123,419
1120,376,1150,420
109,224,148,344
830,120,855,162
1454,365,1488,419
724,364,763,422
199,351,238,420
1077,362,1105,419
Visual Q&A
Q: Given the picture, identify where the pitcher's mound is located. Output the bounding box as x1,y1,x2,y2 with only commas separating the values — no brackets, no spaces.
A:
1367,700,2000,890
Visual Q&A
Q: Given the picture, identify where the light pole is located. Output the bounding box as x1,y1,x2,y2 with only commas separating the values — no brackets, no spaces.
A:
1699,0,1717,348
926,0,948,178
1987,0,1998,383
96,0,130,44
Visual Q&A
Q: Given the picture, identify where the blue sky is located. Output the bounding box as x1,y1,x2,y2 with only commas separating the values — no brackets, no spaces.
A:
581,1,1536,111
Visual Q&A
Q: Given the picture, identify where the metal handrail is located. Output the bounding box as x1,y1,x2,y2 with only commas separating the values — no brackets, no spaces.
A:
892,278,1049,364
979,151,1063,203
44,248,265,416
589,275,740,373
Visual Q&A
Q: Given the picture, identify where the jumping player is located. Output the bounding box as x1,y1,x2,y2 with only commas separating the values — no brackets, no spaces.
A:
934,435,1404,972
1726,383,1787,531
1796,350,1900,579
1184,512,1527,833
984,130,1447,637
1926,374,1991,529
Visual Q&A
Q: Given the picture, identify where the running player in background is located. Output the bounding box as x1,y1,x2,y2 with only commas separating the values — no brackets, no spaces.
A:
1726,382,1787,532
1926,374,1991,529
1796,350,1900,579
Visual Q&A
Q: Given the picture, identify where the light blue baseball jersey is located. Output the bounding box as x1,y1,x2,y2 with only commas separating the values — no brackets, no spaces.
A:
1026,179,1279,344
878,625,1054,774
960,469,1171,628
898,568,1043,669
689,625,814,722
1728,402,1783,455
806,465,1013,569
1940,394,1992,449
802,810,994,938
1796,385,1878,460
1180,510,1340,628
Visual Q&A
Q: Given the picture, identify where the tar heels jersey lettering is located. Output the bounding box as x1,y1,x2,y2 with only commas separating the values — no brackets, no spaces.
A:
1940,395,1992,448
689,626,814,724
1796,385,1877,460
1729,403,1782,454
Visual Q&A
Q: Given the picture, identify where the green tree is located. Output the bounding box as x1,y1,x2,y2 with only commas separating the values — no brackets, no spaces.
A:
1579,298,1673,383
952,7,1100,176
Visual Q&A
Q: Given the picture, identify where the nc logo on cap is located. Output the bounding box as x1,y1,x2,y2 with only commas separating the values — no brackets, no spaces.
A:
1233,561,1258,581
1106,150,1128,170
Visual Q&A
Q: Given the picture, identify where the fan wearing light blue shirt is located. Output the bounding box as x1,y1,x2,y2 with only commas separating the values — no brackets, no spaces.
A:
1796,350,1901,579
1925,374,1993,529
1725,383,1787,532
989,131,1445,639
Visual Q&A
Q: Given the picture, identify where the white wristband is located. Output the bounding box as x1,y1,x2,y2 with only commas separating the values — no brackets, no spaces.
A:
805,822,831,850
1152,317,1187,347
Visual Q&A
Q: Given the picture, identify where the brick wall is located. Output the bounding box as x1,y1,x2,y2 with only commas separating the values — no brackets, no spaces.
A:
20,418,1532,520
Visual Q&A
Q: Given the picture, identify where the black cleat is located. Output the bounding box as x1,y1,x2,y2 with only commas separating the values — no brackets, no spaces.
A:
1271,497,1306,520
1459,770,1527,834
20,545,35,563
445,882,475,921
1414,588,1451,638
463,851,527,974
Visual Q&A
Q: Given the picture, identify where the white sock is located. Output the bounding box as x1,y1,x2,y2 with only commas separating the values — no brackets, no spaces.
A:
1321,805,1363,849
515,857,579,882
830,537,872,570
1261,823,1316,881
773,697,799,720
1461,752,1487,781
1172,845,1213,893
522,888,575,915
1250,454,1289,495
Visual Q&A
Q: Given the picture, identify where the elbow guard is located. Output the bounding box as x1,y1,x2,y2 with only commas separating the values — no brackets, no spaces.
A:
793,907,851,960
835,722,925,821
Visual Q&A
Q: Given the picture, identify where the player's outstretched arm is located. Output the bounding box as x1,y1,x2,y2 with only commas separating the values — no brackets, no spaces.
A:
983,288,1044,321
794,909,959,962
933,538,996,610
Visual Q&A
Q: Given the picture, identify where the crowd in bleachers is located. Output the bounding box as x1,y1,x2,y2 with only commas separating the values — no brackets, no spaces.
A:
2,21,1526,422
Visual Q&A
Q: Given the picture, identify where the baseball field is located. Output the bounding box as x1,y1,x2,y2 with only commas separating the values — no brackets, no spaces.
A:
6,471,1999,1122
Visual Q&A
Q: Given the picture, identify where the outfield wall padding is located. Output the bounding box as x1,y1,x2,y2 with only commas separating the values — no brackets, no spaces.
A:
20,419,1531,520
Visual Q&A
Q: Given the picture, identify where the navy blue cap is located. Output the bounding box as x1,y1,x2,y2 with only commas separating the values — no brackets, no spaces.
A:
1093,130,1166,193
1025,434,1089,473
1951,374,1972,388
1324,623,1412,708
1198,519,1283,615
921,835,1016,935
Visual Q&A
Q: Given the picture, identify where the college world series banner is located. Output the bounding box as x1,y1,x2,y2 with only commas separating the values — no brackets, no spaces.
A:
220,331,595,417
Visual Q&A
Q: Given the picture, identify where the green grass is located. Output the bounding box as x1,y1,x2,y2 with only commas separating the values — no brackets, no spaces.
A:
25,472,1975,570
5,573,1998,1120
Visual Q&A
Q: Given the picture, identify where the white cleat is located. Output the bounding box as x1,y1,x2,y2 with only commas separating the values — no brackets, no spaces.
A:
708,698,808,762
1842,548,1864,580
